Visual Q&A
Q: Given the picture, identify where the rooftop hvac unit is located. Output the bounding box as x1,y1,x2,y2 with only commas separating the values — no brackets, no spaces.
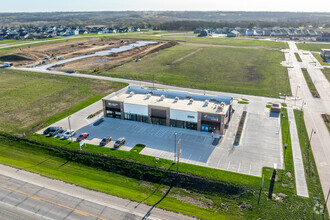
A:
174,97,179,101
146,93,152,99
204,99,209,106
220,102,226,107
129,91,135,97
159,95,165,101
189,98,194,103
217,105,223,111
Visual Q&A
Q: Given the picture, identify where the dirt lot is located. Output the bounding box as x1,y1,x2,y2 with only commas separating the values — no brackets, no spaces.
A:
0,38,176,71
53,41,177,73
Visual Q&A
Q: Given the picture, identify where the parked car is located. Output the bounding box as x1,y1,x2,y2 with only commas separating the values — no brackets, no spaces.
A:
56,129,66,138
47,127,62,136
76,133,89,142
61,129,76,139
114,137,126,148
43,127,55,135
99,136,112,146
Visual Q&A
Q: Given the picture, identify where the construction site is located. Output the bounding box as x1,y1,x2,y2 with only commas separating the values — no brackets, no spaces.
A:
0,38,177,72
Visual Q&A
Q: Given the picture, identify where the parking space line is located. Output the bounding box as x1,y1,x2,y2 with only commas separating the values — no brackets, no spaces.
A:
238,162,241,172
227,161,231,170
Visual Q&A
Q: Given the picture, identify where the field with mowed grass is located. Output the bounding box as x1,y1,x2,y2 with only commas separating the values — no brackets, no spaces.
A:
0,69,126,134
296,43,330,51
85,44,290,97
104,32,289,48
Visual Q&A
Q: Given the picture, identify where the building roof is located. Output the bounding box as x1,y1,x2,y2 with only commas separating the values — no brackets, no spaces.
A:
108,87,231,115
126,86,232,105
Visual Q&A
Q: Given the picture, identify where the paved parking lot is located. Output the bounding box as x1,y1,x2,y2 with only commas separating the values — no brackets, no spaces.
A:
40,93,283,177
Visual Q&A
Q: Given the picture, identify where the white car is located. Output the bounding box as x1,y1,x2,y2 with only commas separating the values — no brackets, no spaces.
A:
61,129,76,139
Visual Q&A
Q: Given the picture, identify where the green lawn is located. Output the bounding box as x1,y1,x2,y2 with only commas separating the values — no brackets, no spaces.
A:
85,44,290,97
321,68,330,81
0,69,126,134
301,68,320,98
296,43,330,52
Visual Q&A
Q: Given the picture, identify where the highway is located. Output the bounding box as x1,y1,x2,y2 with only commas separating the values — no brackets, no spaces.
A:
0,164,192,220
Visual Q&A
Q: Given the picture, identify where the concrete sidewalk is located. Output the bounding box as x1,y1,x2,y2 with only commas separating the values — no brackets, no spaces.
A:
287,108,309,197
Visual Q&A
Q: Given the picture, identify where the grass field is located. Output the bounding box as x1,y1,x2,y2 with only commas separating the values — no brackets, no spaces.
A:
301,68,320,97
0,69,126,134
104,32,289,49
296,43,330,51
84,44,290,97
312,53,330,66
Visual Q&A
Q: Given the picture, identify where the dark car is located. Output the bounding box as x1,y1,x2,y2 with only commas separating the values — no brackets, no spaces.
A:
76,133,89,142
114,137,126,148
43,127,55,135
99,136,112,146
48,127,62,136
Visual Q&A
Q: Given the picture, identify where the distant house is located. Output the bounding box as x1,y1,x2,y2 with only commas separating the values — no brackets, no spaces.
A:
317,33,330,42
227,30,239,37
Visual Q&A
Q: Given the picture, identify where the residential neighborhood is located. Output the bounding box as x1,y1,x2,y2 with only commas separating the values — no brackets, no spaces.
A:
0,25,141,40
195,26,329,41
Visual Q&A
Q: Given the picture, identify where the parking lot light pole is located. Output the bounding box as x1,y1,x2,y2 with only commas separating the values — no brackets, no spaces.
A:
68,116,72,142
176,139,181,174
174,132,177,163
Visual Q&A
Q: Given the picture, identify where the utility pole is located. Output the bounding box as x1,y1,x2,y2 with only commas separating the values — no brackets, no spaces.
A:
176,139,181,174
173,132,177,163
68,116,73,142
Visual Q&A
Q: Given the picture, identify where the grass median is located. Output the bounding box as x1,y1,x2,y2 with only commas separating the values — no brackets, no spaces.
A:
301,68,320,98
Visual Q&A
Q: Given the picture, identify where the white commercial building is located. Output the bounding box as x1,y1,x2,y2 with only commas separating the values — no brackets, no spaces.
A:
103,87,233,134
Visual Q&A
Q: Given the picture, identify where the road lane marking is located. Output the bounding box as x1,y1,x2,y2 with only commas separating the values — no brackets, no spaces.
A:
0,184,106,220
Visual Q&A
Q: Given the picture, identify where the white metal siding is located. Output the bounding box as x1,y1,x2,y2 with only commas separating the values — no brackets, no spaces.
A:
170,109,198,122
124,103,148,116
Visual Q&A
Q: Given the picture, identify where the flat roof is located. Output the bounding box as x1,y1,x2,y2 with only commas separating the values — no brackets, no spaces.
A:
109,93,229,115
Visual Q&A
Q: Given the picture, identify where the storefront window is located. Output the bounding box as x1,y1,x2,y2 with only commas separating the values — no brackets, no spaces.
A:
170,119,197,130
124,113,148,123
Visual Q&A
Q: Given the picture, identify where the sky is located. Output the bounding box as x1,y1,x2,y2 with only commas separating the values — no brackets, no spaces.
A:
0,0,329,13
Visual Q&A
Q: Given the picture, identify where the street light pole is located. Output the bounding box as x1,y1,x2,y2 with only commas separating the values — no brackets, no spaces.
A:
307,129,316,177
68,116,73,142
174,132,177,163
294,85,300,108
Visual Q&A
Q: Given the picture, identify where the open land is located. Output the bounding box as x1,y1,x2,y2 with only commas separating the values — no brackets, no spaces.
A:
0,37,175,69
76,43,290,97
0,69,126,134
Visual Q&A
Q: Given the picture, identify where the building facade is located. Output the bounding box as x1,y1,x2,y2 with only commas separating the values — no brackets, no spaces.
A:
103,87,233,135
